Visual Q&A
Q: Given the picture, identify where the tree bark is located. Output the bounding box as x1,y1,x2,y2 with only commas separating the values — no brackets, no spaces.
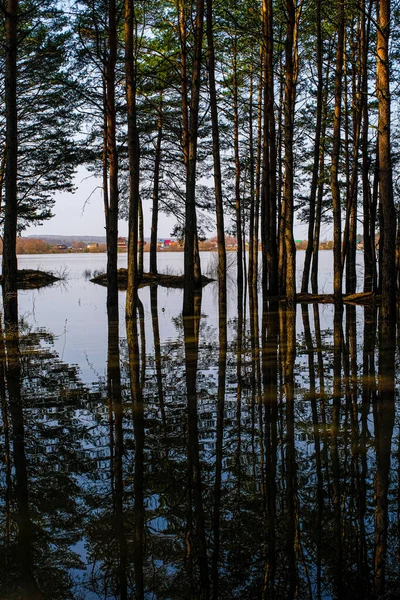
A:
376,0,396,320
362,0,375,292
3,0,19,324
125,0,140,318
183,0,205,314
233,35,243,296
301,0,323,294
330,0,345,303
261,0,278,295
106,0,119,314
282,0,300,303
206,0,226,303
150,103,163,275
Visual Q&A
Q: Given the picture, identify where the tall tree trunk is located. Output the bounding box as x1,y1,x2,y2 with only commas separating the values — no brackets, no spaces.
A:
138,195,144,279
301,0,323,294
106,0,119,314
3,0,19,325
233,36,243,296
343,20,362,294
150,102,162,275
261,0,278,295
125,0,140,318
376,0,396,320
311,51,331,294
248,59,256,290
183,0,205,314
362,0,375,292
253,45,263,290
330,0,345,303
206,0,226,303
282,0,300,303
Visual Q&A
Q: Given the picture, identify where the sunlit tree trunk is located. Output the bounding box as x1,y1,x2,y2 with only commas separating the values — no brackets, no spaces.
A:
125,0,140,318
376,0,396,319
282,0,301,303
362,0,375,292
3,0,19,324
206,0,226,302
233,35,243,296
311,52,331,294
105,0,119,314
183,0,205,314
248,59,256,290
138,195,144,280
330,0,345,303
343,18,361,294
253,46,263,290
261,0,278,295
301,0,323,294
150,102,163,275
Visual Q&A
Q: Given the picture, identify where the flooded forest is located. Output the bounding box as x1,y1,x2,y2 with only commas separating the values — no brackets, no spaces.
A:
2,0,400,598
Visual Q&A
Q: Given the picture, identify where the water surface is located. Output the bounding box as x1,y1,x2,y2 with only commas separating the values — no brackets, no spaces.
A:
0,251,397,599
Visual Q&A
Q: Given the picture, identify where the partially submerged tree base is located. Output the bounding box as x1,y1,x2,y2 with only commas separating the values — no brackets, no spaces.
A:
91,268,214,289
0,269,60,289
295,291,379,305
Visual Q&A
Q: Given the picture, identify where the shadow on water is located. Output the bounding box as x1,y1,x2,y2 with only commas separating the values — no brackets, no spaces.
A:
1,288,400,598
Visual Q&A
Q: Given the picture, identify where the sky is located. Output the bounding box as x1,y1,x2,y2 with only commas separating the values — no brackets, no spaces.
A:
25,167,177,240
25,166,314,241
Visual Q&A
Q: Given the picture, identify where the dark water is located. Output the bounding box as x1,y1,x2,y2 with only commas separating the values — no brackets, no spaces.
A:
0,254,399,599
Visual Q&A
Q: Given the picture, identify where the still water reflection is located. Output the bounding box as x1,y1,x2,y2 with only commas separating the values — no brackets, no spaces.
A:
0,254,399,599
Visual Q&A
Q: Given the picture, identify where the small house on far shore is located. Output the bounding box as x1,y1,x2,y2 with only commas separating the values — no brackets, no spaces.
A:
117,237,128,252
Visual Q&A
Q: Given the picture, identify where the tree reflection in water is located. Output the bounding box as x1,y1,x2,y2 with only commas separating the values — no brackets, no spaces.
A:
0,294,400,598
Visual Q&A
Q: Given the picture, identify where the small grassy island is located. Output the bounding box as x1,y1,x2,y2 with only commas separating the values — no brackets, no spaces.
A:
0,269,60,290
91,269,214,289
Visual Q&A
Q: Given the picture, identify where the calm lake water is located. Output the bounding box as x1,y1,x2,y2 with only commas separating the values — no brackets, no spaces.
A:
1,251,398,599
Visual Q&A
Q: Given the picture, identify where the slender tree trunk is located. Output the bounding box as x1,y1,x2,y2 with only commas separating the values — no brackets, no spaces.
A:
138,195,144,279
362,0,375,292
233,36,243,295
376,0,396,319
343,20,362,294
3,0,19,325
206,0,226,302
330,0,345,303
282,0,300,303
183,0,205,314
311,51,331,294
150,103,163,275
106,0,119,314
125,0,140,318
301,0,323,294
253,45,263,289
248,60,256,290
261,0,278,295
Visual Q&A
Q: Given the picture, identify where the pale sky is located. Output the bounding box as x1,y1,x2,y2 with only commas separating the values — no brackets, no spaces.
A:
25,168,178,239
25,166,313,241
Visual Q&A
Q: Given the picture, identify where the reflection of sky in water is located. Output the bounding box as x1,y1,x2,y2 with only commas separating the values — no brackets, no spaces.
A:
12,250,349,383
1,250,396,599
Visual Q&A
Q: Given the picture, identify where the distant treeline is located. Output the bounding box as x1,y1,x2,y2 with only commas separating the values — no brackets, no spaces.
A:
0,238,107,254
